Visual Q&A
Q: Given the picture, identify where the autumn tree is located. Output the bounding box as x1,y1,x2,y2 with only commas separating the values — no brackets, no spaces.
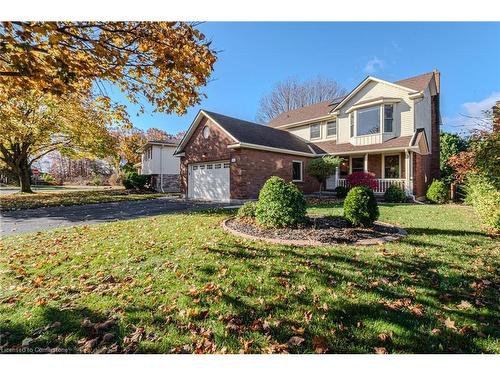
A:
0,22,217,191
0,89,122,192
256,76,347,124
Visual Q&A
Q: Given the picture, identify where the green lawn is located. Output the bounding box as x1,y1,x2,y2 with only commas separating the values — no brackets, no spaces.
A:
0,204,498,353
0,189,170,211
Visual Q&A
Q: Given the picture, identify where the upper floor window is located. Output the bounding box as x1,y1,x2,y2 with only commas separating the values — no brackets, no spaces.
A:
356,106,380,136
384,105,394,132
310,123,321,139
350,114,354,137
326,120,337,137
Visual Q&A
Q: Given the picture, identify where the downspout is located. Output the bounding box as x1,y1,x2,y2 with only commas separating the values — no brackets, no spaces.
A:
159,145,165,193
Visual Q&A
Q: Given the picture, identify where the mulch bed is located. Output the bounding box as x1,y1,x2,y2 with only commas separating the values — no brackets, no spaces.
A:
223,215,406,246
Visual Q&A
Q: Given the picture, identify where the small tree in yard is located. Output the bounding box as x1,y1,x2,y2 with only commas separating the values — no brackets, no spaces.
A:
307,156,342,196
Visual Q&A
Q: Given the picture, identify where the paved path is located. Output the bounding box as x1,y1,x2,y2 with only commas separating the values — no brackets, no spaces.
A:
1,197,225,236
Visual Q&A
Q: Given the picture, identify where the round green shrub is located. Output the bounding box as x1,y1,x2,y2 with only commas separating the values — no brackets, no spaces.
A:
334,186,349,198
237,201,257,219
255,176,306,228
426,179,449,204
343,186,379,227
384,185,406,203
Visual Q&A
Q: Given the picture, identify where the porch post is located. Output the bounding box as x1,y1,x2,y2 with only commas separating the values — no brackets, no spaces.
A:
364,153,368,172
335,166,339,188
405,150,411,195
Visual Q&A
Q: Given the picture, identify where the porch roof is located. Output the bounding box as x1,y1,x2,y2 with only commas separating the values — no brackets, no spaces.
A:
310,135,413,155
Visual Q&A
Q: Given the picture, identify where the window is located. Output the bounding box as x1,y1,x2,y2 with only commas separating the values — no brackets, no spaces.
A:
326,120,337,137
351,157,365,173
350,113,354,137
199,165,205,170
214,164,221,169
202,126,210,139
207,164,213,169
310,123,321,139
292,161,303,181
223,163,230,168
384,105,394,132
384,155,400,178
192,165,198,170
356,106,380,136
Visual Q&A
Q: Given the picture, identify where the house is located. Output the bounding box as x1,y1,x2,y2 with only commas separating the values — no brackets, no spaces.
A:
140,140,181,192
174,71,440,202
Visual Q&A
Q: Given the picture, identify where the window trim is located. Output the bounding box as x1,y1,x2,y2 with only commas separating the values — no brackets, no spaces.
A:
326,120,337,138
309,123,321,140
382,153,401,179
292,160,303,182
383,104,394,133
349,113,355,138
355,105,381,137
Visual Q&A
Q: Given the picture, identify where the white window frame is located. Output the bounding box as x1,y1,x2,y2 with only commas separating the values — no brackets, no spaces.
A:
309,123,321,140
326,120,337,138
382,153,402,179
356,105,381,137
292,160,303,182
349,113,355,138
383,104,394,133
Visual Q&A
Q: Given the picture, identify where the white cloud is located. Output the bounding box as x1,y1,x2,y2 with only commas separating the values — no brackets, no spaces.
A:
443,92,500,131
363,57,384,74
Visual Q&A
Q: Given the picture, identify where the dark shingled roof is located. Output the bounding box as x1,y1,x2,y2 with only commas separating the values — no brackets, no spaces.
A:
203,111,314,154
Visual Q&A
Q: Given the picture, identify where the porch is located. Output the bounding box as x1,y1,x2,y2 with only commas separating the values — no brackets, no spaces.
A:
325,151,414,195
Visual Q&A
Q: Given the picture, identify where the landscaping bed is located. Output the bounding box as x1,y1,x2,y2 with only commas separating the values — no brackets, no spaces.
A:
224,215,406,246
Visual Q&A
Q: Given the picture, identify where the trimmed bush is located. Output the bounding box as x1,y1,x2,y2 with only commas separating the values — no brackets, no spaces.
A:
237,201,257,219
343,186,379,227
384,185,406,203
123,172,149,190
465,174,500,231
255,176,306,228
346,171,378,190
334,186,349,199
426,179,449,204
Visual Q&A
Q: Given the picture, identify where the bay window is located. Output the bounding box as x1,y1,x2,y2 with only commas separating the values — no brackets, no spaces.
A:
384,104,394,132
356,106,380,136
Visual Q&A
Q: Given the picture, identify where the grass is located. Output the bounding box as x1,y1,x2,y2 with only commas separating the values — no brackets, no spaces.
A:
0,189,171,211
0,203,498,353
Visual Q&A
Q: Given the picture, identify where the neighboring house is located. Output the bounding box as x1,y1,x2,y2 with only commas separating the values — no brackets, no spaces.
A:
174,71,440,202
140,140,181,192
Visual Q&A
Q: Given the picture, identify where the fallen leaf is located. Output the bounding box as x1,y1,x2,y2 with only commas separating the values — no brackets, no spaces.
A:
444,318,457,330
287,336,305,346
312,336,328,353
457,300,472,310
374,347,388,354
378,333,392,342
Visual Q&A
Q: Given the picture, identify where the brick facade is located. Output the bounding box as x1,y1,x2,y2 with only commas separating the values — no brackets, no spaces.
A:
179,117,320,200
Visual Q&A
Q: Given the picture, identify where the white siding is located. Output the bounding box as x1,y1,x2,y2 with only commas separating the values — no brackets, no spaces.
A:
287,119,337,142
141,145,180,175
335,80,417,145
414,86,432,147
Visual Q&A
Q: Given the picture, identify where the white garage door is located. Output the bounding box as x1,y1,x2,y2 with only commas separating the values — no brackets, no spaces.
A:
188,161,230,202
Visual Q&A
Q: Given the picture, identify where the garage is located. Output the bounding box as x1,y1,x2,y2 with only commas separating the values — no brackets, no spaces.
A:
187,161,230,202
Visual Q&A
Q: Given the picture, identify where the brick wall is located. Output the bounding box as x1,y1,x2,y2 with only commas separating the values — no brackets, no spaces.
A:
231,148,319,199
367,154,381,178
179,116,320,200
179,117,234,196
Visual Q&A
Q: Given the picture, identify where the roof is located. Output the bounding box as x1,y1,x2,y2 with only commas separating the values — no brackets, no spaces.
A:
394,72,435,92
203,111,314,154
267,72,437,128
310,136,414,154
146,139,179,146
267,100,338,128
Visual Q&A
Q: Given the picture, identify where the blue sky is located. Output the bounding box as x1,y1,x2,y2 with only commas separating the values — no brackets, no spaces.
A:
111,22,500,134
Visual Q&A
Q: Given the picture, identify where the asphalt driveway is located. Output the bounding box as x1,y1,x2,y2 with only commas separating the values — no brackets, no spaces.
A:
1,197,227,236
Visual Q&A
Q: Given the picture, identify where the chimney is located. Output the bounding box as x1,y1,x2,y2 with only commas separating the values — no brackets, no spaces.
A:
433,69,440,94
493,101,500,133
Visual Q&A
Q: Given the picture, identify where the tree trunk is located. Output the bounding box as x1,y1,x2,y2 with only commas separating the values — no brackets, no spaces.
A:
19,161,33,193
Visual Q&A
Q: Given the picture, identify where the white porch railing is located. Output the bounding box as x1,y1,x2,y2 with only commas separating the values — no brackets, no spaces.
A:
334,178,406,194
